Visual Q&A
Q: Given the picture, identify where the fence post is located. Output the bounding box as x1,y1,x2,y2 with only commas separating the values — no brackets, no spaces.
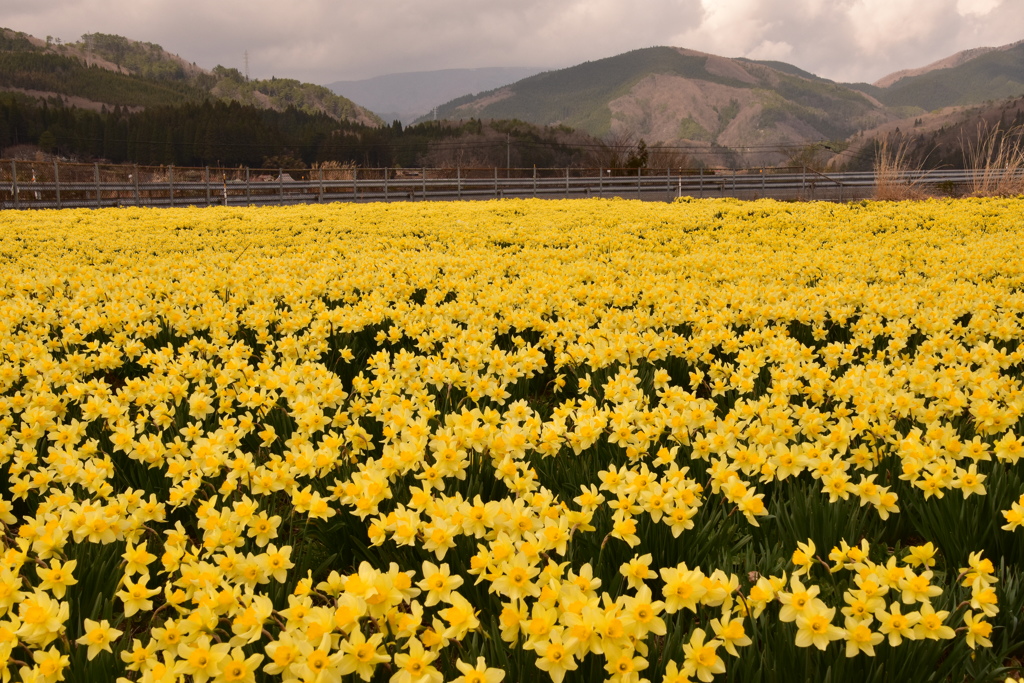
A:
732,170,736,195
318,167,324,203
761,168,765,196
566,168,569,197
132,164,140,205
801,166,806,198
637,167,641,199
204,167,210,206
353,167,357,201
533,166,537,198
599,168,603,198
699,167,703,198
422,168,426,201
457,167,462,199
11,160,18,209
384,168,389,201
245,167,251,204
54,161,61,209
494,166,498,198
94,162,101,208
169,165,175,207
666,168,671,202
278,169,284,204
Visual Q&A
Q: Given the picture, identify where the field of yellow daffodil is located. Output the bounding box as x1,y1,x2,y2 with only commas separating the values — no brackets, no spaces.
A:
2,196,1024,683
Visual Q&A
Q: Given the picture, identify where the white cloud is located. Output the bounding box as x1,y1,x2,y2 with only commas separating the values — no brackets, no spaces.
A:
745,40,794,61
672,0,767,57
845,0,951,54
957,0,1003,16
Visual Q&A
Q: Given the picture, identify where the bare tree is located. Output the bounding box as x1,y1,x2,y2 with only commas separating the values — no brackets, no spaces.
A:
587,131,638,170
646,143,691,171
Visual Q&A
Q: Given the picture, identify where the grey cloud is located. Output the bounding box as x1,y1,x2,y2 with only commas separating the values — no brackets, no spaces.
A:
0,0,1020,86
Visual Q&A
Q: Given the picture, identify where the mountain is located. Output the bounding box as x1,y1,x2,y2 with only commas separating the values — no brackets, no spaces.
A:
5,25,1023,170
327,67,547,124
0,28,382,126
418,46,896,165
873,46,1007,88
851,40,1024,112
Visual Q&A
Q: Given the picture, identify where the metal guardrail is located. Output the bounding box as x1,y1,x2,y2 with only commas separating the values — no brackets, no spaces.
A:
0,161,1021,209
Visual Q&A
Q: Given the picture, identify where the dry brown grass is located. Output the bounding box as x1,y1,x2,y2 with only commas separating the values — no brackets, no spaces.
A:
873,134,928,200
310,160,355,181
963,123,1024,196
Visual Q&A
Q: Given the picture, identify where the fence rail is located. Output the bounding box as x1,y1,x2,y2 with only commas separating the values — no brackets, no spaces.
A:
1,160,1021,209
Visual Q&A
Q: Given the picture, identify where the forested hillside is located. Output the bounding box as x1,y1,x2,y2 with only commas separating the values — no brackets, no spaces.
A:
0,52,209,108
843,95,1024,172
0,28,382,125
0,92,599,168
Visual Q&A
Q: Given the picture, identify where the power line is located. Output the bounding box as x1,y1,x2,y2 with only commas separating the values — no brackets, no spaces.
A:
61,133,841,157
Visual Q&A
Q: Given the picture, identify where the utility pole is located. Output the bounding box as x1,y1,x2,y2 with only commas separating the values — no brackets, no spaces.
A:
244,50,249,81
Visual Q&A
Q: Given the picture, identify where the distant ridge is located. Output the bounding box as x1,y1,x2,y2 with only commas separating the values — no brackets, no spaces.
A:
873,41,1021,88
852,40,1024,111
327,67,547,124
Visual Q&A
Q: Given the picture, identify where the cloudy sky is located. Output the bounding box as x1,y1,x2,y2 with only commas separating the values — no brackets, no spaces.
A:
2,0,1022,85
